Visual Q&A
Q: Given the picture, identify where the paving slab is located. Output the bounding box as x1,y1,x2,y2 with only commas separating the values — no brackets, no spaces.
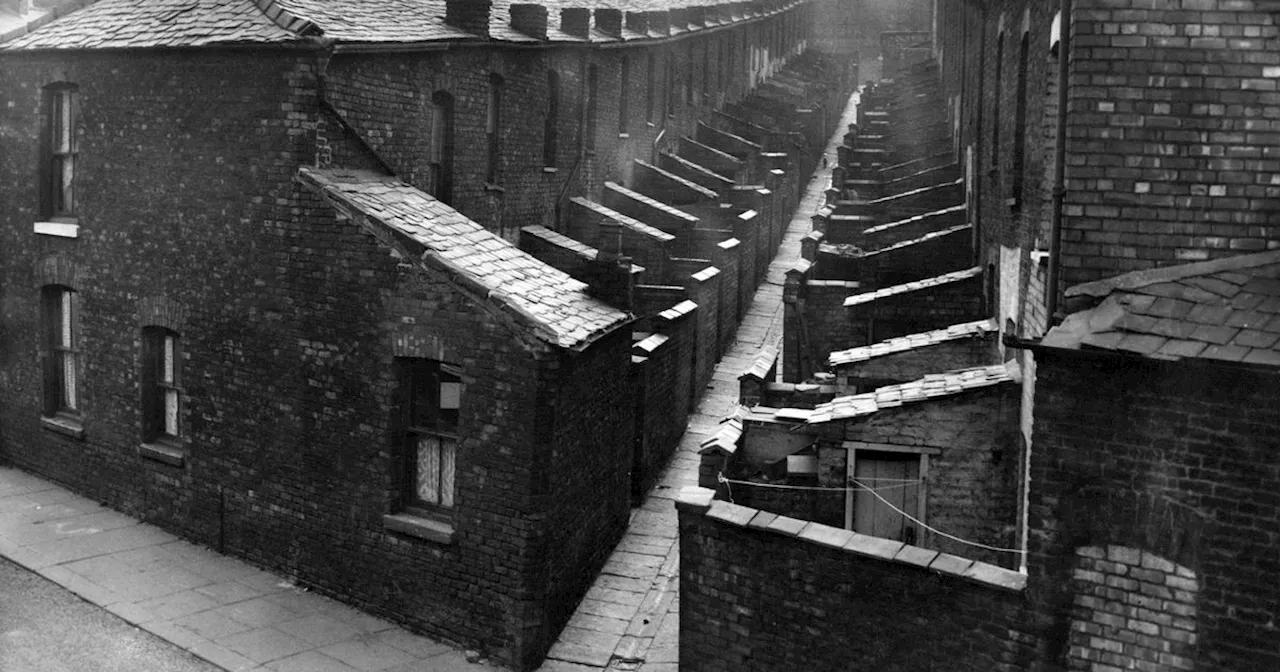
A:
0,466,501,672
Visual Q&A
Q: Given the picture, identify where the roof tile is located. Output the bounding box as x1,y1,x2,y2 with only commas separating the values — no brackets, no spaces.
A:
299,168,627,350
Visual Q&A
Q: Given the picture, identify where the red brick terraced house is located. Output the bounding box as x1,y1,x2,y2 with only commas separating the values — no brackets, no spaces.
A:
0,0,851,668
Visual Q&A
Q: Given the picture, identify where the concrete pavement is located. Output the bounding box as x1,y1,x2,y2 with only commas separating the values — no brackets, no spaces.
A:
0,468,500,672
537,90,861,672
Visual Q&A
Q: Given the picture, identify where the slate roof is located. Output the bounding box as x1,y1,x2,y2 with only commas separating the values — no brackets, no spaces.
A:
829,318,997,367
570,197,675,243
299,168,629,350
3,0,802,49
1040,249,1280,368
804,361,1019,424
844,266,982,307
3,0,301,50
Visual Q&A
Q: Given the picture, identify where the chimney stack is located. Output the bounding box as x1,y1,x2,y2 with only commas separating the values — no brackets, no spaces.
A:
508,3,548,39
444,0,492,38
560,7,590,39
593,8,621,38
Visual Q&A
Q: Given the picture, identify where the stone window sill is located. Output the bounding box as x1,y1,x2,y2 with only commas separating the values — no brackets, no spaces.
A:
384,513,454,545
542,166,558,174
34,221,80,238
138,440,186,467
618,133,630,139
484,183,505,194
41,414,84,440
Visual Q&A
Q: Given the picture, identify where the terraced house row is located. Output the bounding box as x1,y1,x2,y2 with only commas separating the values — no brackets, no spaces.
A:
679,1,1280,670
0,0,858,669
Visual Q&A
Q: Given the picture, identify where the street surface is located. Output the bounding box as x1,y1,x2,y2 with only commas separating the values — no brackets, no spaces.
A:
0,556,219,672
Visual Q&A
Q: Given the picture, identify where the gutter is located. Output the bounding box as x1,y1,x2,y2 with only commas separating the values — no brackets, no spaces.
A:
1045,0,1071,323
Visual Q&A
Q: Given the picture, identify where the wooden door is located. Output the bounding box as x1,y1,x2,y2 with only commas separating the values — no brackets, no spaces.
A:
853,451,921,544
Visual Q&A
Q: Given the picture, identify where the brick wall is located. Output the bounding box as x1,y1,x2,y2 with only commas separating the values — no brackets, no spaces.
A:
1058,0,1280,286
1030,352,1280,671
537,329,635,665
849,274,985,343
862,224,975,286
1068,545,1199,671
814,384,1022,567
677,497,1034,672
784,275,862,382
0,49,642,670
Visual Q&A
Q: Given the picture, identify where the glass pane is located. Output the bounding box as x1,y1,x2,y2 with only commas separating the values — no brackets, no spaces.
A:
61,155,75,213
163,335,175,384
60,291,72,347
440,437,456,508
415,434,441,504
62,352,76,409
164,389,179,436
439,381,461,411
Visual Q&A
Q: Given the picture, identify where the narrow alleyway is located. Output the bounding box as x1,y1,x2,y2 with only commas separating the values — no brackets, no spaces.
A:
539,90,862,672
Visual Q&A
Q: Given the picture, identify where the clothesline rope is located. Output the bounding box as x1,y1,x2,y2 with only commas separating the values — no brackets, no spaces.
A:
715,473,1025,556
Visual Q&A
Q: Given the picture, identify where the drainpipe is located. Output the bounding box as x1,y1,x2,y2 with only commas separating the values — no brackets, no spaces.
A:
1046,0,1071,323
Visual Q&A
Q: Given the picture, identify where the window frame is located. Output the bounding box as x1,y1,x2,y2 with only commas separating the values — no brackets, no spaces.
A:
400,358,462,521
40,285,83,439
42,84,80,222
485,74,502,185
544,72,559,168
428,91,455,204
141,327,182,445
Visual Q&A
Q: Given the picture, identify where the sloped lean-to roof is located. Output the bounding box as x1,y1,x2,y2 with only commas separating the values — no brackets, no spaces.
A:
1038,249,1280,368
299,167,630,351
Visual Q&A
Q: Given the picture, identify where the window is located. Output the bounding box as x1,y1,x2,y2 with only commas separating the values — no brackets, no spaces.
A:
42,84,79,220
402,359,462,514
544,72,559,167
1011,31,1030,206
701,42,710,98
618,57,630,134
585,65,599,152
991,30,1004,169
665,53,675,117
486,74,502,184
41,286,79,424
428,91,454,203
142,328,181,444
645,53,655,123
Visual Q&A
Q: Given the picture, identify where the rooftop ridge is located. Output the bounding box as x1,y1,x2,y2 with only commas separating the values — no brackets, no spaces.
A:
1067,249,1280,299
829,318,998,367
634,159,720,200
253,0,321,35
863,204,966,236
570,197,676,242
861,223,972,258
843,266,983,307
604,181,700,223
805,361,1019,424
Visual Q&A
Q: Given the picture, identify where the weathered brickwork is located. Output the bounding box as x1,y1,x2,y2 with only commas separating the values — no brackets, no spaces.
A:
813,385,1022,567
1069,545,1199,672
1030,353,1280,671
678,499,1035,672
1058,0,1280,284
